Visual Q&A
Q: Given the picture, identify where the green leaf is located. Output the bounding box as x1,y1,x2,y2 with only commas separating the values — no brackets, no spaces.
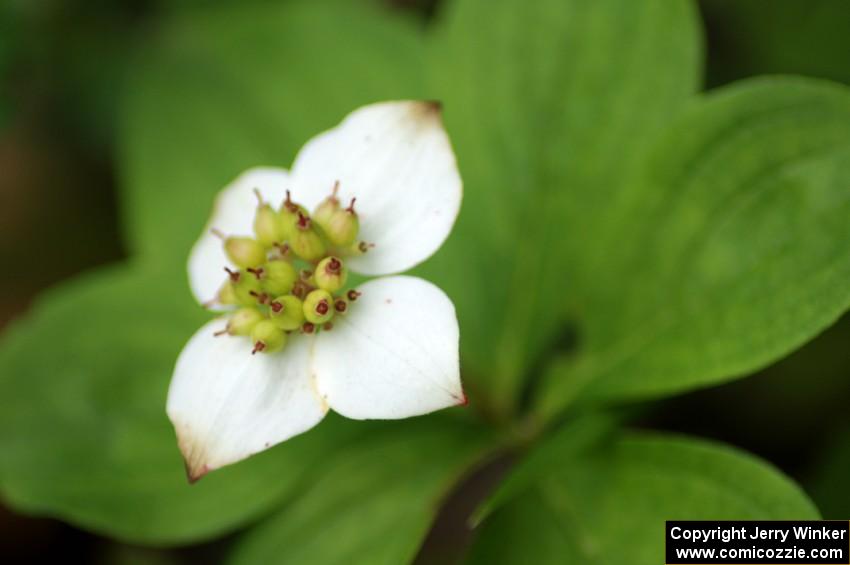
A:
228,417,492,565
704,0,850,87
0,3,16,129
421,0,701,414
0,264,363,544
467,431,819,565
537,76,850,416
471,413,618,527
119,0,426,266
806,424,850,520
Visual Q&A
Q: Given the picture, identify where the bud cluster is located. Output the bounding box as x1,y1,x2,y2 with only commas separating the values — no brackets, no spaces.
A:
211,183,369,355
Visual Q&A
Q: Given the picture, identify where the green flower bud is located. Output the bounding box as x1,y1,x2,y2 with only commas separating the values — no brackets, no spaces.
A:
279,190,309,240
258,260,297,296
231,271,264,306
315,256,348,293
303,289,334,325
253,203,284,248
225,237,267,269
269,295,305,331
227,307,264,336
313,181,341,234
324,198,359,247
217,280,239,306
341,240,374,257
251,320,287,354
290,214,327,261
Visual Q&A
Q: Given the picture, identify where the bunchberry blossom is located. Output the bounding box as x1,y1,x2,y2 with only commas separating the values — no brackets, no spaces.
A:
167,101,465,481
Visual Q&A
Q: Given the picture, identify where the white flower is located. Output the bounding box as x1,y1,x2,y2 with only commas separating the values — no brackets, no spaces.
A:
166,101,465,481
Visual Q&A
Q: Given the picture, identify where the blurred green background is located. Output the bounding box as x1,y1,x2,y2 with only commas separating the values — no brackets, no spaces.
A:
1,0,849,563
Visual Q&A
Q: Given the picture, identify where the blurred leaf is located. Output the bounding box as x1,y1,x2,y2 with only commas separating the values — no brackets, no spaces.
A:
538,77,850,416
471,413,617,527
229,417,492,565
703,0,850,88
806,424,850,520
120,0,426,267
467,431,819,565
0,2,15,129
420,0,701,414
0,264,367,544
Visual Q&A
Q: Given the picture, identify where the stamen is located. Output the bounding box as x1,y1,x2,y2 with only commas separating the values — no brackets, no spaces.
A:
346,197,357,213
247,267,264,280
253,188,264,206
358,241,375,253
334,298,347,313
213,328,228,337
224,267,240,282
283,190,298,212
302,322,316,334
211,228,226,240
252,341,266,355
332,180,340,197
249,290,269,304
296,212,311,230
327,257,341,273
347,290,361,301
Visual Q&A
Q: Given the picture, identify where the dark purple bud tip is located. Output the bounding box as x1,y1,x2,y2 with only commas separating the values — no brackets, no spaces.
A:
316,300,329,315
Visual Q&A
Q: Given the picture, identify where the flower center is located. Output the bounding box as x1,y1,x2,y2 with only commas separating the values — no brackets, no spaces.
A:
211,182,373,354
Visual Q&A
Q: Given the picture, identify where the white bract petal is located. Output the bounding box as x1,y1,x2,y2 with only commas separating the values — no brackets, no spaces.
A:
188,168,290,307
290,101,462,276
314,276,465,419
167,319,326,481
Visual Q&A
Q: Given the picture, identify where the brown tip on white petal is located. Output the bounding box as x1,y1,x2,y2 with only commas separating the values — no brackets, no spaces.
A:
409,100,443,123
184,460,210,484
174,421,212,484
457,391,469,407
422,100,442,113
